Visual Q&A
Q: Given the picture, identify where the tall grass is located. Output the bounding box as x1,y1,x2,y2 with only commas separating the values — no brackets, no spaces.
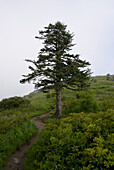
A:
0,120,38,170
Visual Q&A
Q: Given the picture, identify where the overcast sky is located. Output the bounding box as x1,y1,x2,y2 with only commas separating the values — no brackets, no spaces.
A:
0,0,114,101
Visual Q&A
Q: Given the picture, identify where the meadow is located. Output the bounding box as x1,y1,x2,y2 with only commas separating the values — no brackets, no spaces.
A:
0,95,55,169
0,75,114,169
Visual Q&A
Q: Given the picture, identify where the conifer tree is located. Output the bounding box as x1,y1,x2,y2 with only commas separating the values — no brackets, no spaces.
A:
20,21,91,118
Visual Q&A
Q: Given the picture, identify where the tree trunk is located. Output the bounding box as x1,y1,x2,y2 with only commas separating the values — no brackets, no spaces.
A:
54,89,62,118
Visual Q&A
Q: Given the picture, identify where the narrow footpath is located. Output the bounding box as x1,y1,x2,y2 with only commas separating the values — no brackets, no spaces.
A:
5,112,50,170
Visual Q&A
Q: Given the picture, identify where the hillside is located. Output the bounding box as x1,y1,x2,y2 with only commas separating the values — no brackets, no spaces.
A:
26,74,114,112
0,75,114,169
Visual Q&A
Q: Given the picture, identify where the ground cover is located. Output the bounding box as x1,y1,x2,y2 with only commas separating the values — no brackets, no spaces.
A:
24,75,114,170
0,75,114,169
24,110,114,169
0,94,54,169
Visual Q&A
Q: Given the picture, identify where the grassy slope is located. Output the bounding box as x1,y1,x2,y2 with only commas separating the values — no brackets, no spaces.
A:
0,92,55,169
91,75,114,101
24,75,114,112
0,75,114,169
24,75,114,169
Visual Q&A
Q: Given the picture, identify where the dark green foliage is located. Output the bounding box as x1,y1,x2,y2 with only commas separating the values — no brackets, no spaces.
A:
20,21,91,91
0,96,30,111
107,73,110,80
62,92,100,115
101,100,114,111
20,21,91,117
0,120,38,170
24,110,114,170
0,115,28,133
93,78,97,83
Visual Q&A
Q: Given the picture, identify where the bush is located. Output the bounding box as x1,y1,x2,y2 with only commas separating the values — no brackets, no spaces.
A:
24,110,114,170
79,91,100,113
62,92,100,115
0,97,30,111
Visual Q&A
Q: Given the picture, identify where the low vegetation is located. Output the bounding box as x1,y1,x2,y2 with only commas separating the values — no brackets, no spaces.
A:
24,110,114,169
0,93,55,169
0,97,30,111
0,120,37,169
24,75,114,170
62,91,100,116
0,75,114,169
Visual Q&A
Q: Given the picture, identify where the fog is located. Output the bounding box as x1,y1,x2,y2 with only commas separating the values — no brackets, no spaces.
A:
0,0,114,100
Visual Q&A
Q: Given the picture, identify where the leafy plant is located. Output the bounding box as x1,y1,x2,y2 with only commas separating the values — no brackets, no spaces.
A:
62,91,100,115
0,96,30,111
24,110,114,169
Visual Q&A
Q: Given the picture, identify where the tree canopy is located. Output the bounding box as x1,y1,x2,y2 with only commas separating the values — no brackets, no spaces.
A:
20,21,91,117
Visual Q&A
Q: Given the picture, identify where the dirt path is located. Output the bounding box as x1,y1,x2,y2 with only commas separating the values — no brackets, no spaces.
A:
5,112,50,170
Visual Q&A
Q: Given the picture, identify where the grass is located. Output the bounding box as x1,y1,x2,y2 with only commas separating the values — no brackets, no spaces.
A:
90,75,114,110
0,120,38,170
0,75,114,169
23,75,114,169
0,91,55,169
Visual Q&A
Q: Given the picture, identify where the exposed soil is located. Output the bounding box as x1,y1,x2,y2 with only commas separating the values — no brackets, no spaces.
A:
5,112,50,170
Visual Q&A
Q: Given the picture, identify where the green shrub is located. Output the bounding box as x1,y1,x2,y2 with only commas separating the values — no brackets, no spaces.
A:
0,96,30,111
62,92,100,115
24,110,114,170
79,91,100,113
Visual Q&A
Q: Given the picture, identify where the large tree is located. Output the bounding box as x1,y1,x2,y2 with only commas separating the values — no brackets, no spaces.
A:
20,21,91,118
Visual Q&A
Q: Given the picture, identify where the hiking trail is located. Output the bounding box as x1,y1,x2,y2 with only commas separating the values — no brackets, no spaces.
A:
5,112,50,170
